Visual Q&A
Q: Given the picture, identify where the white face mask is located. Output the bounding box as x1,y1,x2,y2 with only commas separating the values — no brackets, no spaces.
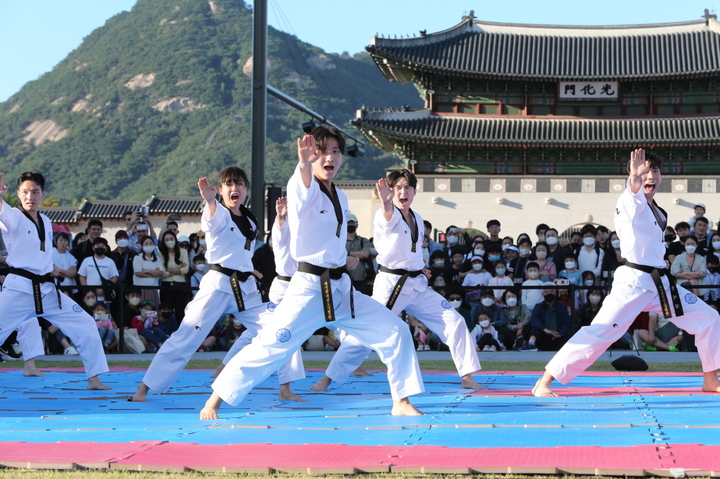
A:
505,297,518,307
450,299,462,309
545,237,558,246
199,239,206,246
536,250,547,259
117,239,129,248
611,240,621,249
537,234,546,242
495,268,506,276
474,248,485,256
583,237,596,246
196,263,209,273
84,298,96,307
685,245,697,254
713,241,720,250
128,297,141,306
143,246,155,254
519,248,530,256
565,261,576,270
481,297,494,307
588,294,602,305
434,260,445,268
446,235,458,245
479,320,491,328
528,271,539,280
584,279,594,286
165,240,176,248
472,263,483,271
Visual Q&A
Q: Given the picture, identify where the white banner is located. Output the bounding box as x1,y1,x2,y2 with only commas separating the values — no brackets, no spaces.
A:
559,81,619,100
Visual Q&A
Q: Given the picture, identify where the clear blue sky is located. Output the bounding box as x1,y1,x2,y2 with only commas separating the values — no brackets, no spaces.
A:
0,0,715,103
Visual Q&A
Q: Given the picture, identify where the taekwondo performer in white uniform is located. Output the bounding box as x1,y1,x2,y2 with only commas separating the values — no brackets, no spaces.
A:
533,149,720,397
210,196,306,402
311,169,483,392
132,167,270,402
200,126,425,419
0,171,109,390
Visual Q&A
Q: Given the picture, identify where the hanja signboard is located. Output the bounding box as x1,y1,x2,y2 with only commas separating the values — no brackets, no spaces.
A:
558,81,619,100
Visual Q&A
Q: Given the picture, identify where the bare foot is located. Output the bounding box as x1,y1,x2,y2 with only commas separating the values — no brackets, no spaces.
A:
461,375,486,390
130,382,149,402
23,359,48,377
87,376,112,391
702,371,720,392
278,383,307,402
350,367,373,377
209,363,225,379
200,393,222,420
310,375,332,392
391,398,425,416
531,373,558,397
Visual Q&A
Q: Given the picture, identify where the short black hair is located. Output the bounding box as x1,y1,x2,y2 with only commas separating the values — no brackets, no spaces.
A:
696,216,709,226
158,303,173,311
580,224,597,236
88,219,103,229
536,223,549,235
423,220,432,230
54,232,71,245
597,225,609,234
486,219,500,229
565,253,577,261
311,125,346,154
93,237,109,246
526,261,539,270
218,166,249,188
17,171,45,191
626,150,661,173
193,253,206,263
386,169,417,189
167,220,178,228
518,237,533,247
675,221,691,231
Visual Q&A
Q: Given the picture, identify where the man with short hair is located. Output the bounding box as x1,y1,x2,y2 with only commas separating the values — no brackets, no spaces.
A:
484,219,502,251
73,219,103,262
689,203,707,234
110,230,135,285
694,216,710,254
544,228,570,270
78,237,119,301
667,221,691,263
519,282,571,352
533,149,720,397
423,220,443,254
577,224,604,282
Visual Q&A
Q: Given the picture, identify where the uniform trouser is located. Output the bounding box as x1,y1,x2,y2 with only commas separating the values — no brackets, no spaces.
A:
325,273,481,384
547,279,720,384
212,273,424,406
16,318,45,360
142,283,267,393
0,289,108,378
221,278,305,385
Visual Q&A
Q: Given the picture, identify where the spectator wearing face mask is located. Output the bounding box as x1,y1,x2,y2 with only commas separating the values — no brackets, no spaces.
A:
469,289,505,332
190,254,208,298
157,302,179,336
501,288,532,350
503,245,520,275
488,260,513,304
707,232,720,261
446,288,473,332
543,228,570,271
667,221,691,264
462,255,491,287
569,231,583,250
110,230,136,286
521,262,544,311
519,282,571,352
535,223,550,244
670,235,708,296
132,235,164,306
574,287,605,333
528,241,556,282
510,238,533,283
576,224,604,284
78,237,119,301
601,230,626,287
443,225,469,259
703,253,720,303
472,312,504,352
445,247,469,285
122,286,143,328
428,250,446,279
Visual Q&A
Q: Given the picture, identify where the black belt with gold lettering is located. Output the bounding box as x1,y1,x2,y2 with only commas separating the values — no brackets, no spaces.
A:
210,264,254,312
8,267,61,315
378,265,425,310
624,262,684,319
297,262,351,321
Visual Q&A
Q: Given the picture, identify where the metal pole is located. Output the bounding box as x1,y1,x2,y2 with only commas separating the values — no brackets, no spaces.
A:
251,0,267,233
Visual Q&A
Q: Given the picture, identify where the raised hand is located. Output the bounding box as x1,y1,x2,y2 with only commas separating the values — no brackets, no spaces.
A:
376,178,393,205
629,149,650,178
0,173,7,198
297,135,320,165
275,197,288,217
197,177,217,204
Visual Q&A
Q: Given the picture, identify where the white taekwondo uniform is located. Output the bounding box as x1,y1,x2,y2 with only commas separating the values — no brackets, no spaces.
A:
141,202,269,393
0,200,107,378
212,166,424,406
546,179,720,384
325,207,480,384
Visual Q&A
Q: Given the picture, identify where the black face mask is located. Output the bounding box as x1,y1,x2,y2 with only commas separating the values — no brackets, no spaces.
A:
94,247,106,257
347,225,357,234
544,294,556,303
160,311,172,319
665,234,676,242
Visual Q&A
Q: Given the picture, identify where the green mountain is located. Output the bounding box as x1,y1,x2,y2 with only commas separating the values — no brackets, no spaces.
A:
0,0,421,204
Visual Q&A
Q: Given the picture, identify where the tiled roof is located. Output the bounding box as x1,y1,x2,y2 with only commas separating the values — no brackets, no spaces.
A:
38,207,81,224
147,195,204,214
369,18,720,81
79,199,144,219
353,110,720,147
334,181,376,190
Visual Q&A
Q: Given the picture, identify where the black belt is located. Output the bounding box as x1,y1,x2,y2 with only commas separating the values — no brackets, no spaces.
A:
210,264,254,312
378,265,425,310
624,262,684,319
276,275,293,282
8,267,61,315
297,262,352,321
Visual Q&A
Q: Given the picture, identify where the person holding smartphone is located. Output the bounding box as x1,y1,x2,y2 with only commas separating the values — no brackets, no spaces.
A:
129,300,169,352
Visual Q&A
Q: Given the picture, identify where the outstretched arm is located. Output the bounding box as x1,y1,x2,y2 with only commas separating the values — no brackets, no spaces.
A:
275,197,288,228
628,149,650,196
376,178,394,222
198,177,218,219
297,135,320,189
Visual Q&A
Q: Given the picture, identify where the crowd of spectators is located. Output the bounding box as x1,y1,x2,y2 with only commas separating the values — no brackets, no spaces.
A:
0,202,716,359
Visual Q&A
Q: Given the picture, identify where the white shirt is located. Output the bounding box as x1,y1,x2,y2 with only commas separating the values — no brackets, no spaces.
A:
132,254,163,287
0,200,56,294
489,275,514,300
462,271,492,287
287,165,349,268
52,248,78,287
521,279,544,311
202,203,256,272
578,246,604,280
272,219,296,277
374,207,424,272
78,255,118,286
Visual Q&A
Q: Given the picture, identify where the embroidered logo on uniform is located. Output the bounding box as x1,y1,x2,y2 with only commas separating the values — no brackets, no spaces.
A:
441,300,452,309
276,328,291,343
72,304,83,313
684,293,698,304
267,302,276,312
320,210,327,214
